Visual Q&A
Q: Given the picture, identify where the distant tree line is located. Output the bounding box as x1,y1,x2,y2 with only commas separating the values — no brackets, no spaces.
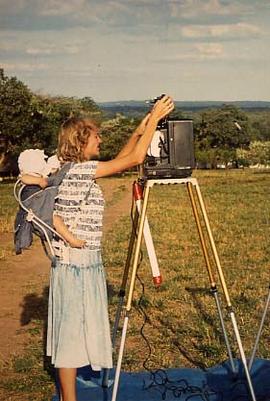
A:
1,68,270,174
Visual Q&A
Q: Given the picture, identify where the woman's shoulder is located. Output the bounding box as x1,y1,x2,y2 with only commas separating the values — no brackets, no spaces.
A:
68,160,99,179
72,160,98,169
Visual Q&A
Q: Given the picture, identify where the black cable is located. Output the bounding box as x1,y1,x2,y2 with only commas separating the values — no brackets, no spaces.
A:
136,272,153,371
129,192,219,400
143,369,219,400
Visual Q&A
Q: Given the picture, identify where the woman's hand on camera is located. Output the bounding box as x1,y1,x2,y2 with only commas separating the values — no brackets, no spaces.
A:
151,95,174,122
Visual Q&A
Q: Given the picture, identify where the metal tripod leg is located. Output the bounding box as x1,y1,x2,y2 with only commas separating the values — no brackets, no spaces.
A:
191,180,256,401
111,184,151,401
186,182,236,374
249,286,270,370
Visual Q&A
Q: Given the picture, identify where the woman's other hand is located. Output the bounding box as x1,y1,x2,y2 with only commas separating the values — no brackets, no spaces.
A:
53,214,86,248
68,237,87,248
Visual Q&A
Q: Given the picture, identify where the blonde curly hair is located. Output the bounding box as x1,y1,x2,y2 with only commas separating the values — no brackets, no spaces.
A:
57,117,98,163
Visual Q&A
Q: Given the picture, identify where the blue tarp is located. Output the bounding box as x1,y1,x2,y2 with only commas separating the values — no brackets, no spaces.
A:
52,359,270,401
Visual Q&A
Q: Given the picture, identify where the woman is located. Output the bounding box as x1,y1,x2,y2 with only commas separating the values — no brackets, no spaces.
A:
24,95,174,401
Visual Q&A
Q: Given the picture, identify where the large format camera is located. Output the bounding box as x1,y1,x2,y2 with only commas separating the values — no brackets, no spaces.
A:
143,96,195,179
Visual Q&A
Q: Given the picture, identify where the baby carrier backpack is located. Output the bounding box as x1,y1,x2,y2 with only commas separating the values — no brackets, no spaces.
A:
14,162,73,259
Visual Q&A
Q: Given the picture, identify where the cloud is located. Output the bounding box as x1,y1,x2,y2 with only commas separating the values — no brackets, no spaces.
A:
194,42,224,57
0,2,121,32
26,44,80,55
0,28,85,58
26,47,55,56
154,42,225,63
168,0,260,19
1,62,49,72
0,0,131,21
182,22,261,39
0,0,81,15
0,0,26,14
0,0,269,34
38,0,87,16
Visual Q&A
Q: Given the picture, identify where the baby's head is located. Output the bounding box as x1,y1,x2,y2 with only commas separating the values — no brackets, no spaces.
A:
18,149,60,177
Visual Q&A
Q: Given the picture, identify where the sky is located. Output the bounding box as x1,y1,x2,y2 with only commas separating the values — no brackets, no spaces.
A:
1,0,270,102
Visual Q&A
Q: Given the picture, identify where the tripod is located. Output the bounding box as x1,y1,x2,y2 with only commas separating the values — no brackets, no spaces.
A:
110,176,256,401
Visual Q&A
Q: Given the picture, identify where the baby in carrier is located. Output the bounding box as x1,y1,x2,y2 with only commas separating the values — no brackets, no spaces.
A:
14,149,84,256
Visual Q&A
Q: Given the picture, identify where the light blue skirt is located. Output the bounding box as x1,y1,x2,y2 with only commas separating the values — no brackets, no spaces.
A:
46,249,112,369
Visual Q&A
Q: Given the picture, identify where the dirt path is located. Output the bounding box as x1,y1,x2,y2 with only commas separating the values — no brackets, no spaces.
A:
0,177,133,366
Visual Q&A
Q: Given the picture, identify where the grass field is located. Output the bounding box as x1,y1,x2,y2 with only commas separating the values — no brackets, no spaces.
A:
1,169,270,399
0,181,18,260
104,169,270,372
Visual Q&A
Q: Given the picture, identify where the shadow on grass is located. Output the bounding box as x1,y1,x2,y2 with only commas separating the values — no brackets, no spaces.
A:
185,286,237,356
20,286,49,326
155,286,238,370
107,282,121,303
20,286,55,378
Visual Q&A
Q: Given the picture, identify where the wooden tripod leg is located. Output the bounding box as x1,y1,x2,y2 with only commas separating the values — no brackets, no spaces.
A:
186,181,236,374
111,184,151,401
186,182,216,287
192,180,257,401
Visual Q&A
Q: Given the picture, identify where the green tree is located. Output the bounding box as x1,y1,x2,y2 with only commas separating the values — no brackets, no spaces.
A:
237,141,270,166
195,105,250,167
99,114,138,160
0,68,103,156
0,68,33,156
80,96,102,117
24,94,103,155
249,111,270,141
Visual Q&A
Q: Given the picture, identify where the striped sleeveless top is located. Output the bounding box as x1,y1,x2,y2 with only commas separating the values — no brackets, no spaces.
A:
54,160,104,251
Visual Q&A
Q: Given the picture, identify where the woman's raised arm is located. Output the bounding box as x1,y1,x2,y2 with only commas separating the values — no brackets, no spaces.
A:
115,113,151,160
95,95,174,178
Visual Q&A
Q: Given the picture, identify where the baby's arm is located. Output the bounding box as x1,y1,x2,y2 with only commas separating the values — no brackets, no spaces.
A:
53,215,86,248
20,174,48,189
